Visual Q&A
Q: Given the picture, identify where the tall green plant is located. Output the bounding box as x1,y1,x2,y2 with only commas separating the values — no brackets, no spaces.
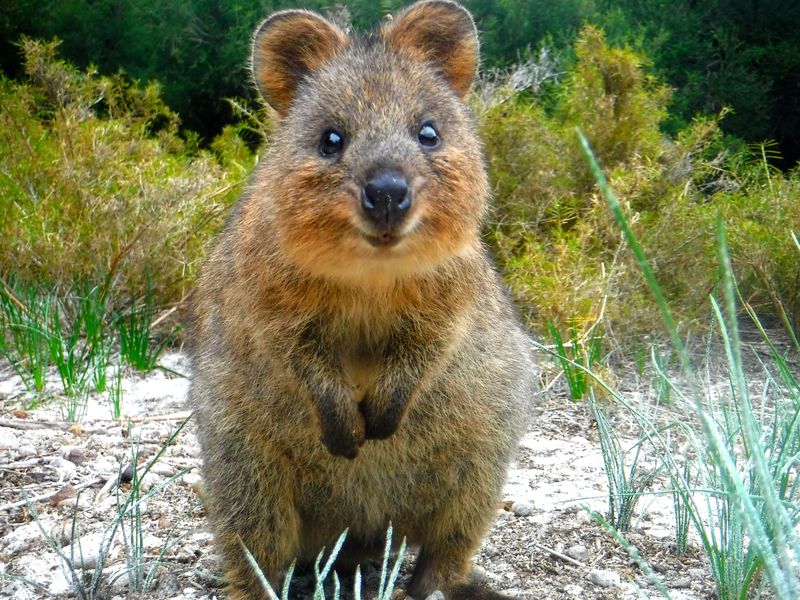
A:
0,281,52,393
547,321,602,400
116,286,178,372
579,128,800,599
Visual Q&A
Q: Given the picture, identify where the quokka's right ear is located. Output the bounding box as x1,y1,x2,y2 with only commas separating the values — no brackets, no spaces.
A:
252,10,348,115
382,0,479,98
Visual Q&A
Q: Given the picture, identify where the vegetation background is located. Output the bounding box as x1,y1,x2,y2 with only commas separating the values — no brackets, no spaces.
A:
3,0,799,168
2,0,799,346
1,3,799,599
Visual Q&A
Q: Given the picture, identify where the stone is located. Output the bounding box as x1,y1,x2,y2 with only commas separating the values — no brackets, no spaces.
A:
511,500,534,517
565,544,588,562
588,569,621,588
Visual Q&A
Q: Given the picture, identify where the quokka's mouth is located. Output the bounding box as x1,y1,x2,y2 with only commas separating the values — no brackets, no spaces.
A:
363,231,402,248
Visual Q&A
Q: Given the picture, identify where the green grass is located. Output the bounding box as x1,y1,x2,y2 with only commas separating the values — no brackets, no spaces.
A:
547,320,602,400
590,396,661,533
0,276,178,420
107,364,124,420
116,286,178,373
243,525,407,600
0,279,52,393
116,419,193,592
578,127,800,599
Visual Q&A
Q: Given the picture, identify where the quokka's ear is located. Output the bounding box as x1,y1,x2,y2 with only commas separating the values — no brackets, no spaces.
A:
382,1,478,98
252,10,348,115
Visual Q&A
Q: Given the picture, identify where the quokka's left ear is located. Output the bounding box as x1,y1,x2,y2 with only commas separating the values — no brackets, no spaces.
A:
382,0,479,98
252,9,349,115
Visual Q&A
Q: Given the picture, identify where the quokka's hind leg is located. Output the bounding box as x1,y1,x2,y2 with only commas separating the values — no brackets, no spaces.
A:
407,546,519,600
405,456,515,600
200,430,302,599
330,532,388,575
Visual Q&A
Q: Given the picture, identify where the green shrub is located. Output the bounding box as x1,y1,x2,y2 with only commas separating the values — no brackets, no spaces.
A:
0,39,250,308
480,26,800,341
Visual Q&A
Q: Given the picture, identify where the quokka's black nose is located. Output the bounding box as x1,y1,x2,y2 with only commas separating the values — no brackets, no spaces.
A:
361,169,411,230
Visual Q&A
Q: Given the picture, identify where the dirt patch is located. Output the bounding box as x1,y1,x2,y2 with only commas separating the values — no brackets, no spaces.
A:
0,348,730,600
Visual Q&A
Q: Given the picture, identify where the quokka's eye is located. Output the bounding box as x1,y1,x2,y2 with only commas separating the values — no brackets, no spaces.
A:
319,128,345,157
418,122,440,148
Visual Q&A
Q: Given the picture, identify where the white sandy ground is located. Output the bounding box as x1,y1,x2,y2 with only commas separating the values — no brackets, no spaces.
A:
3,340,785,599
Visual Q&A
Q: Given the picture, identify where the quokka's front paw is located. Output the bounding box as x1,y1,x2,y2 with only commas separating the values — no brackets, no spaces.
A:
360,386,409,440
318,400,366,458
320,426,364,459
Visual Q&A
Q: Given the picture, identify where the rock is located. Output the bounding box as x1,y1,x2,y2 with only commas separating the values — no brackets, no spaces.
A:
61,531,108,570
565,544,588,562
149,462,178,477
424,592,445,600
60,445,87,465
0,427,19,451
563,583,584,597
672,576,691,589
49,484,77,507
48,456,77,482
155,570,180,597
17,444,36,458
495,510,514,522
93,456,119,479
182,472,204,496
107,569,129,593
3,521,51,556
193,553,225,587
511,500,534,517
688,568,705,579
120,462,135,483
470,565,489,583
588,569,621,588
183,444,202,458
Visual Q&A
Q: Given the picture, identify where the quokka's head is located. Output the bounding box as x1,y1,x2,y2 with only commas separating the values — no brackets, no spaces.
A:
251,0,488,284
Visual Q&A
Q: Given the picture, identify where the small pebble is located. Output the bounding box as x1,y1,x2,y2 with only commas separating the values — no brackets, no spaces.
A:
184,444,202,458
60,445,86,465
672,576,691,589
496,510,514,522
563,583,584,597
155,570,180,596
149,461,178,477
17,444,36,458
49,483,77,506
588,569,621,588
120,463,135,483
48,456,77,482
688,568,705,579
511,500,534,517
470,565,489,583
182,472,204,495
93,456,119,479
565,544,588,562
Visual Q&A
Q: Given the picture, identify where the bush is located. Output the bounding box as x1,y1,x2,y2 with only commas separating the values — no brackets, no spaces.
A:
479,26,800,342
0,39,250,308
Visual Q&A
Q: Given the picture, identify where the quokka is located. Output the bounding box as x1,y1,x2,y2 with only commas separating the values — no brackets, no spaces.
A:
189,2,536,598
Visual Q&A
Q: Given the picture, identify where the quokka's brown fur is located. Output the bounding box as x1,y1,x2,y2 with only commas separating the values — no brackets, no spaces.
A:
188,2,536,598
